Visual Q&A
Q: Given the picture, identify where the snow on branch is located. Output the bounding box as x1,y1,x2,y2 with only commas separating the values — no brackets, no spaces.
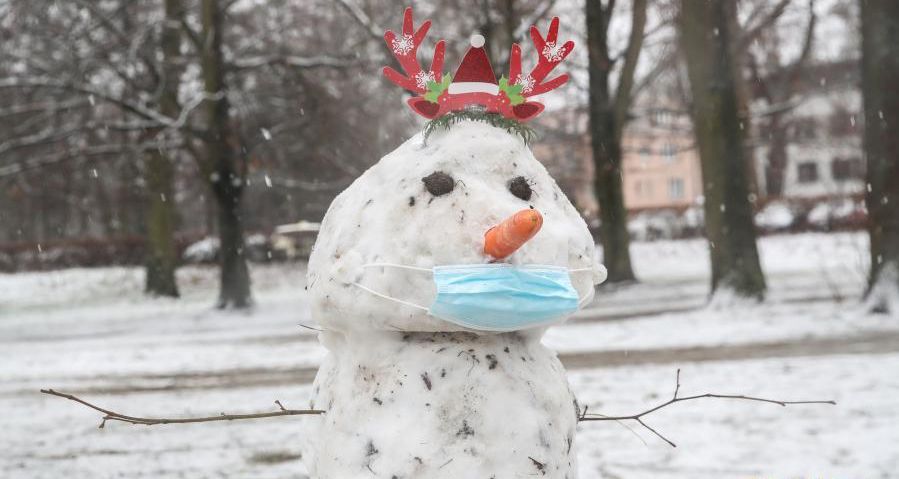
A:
578,369,836,447
40,389,324,428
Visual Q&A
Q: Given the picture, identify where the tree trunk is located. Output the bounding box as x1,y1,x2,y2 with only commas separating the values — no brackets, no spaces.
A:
679,0,766,300
144,0,182,297
763,111,788,198
860,0,899,313
145,149,179,296
202,0,252,309
213,182,251,308
585,0,639,283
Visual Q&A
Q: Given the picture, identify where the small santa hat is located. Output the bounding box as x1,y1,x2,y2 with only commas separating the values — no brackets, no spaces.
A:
448,34,499,95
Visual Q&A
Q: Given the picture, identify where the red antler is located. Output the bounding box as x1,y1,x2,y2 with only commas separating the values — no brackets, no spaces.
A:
382,7,446,94
508,17,573,97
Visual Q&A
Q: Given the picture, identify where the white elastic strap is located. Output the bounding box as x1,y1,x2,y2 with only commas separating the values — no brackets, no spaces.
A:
352,282,430,312
367,263,591,273
577,290,594,307
573,266,595,307
363,263,432,272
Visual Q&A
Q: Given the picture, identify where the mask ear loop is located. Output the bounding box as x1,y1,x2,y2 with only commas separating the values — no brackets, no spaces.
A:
568,266,595,307
363,262,432,272
352,263,432,311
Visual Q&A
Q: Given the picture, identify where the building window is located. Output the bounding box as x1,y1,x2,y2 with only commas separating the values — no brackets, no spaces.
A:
635,179,653,197
831,157,864,181
667,178,684,199
797,162,819,183
793,118,817,141
829,108,854,137
652,110,673,126
661,143,677,161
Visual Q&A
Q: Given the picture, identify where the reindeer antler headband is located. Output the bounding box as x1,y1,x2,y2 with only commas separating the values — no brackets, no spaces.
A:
383,7,574,122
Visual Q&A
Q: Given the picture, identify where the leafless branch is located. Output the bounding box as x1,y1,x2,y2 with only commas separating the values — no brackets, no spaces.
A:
335,0,384,44
513,0,559,41
40,389,325,427
264,174,354,192
0,120,162,156
0,78,214,140
784,0,817,86
0,77,170,126
231,55,356,70
0,142,180,178
632,45,677,98
179,17,203,51
579,369,836,447
0,98,89,120
613,0,648,139
738,0,792,52
70,0,161,85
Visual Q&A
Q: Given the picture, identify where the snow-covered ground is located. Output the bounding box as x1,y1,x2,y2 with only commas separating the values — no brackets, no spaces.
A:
2,232,897,478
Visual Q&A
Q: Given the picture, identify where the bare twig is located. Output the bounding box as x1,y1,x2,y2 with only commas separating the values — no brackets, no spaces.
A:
40,389,324,427
579,369,835,447
0,142,181,178
334,0,384,44
231,55,356,71
0,77,171,126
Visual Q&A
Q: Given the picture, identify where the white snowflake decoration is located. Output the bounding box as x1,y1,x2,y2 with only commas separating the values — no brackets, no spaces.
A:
415,71,436,90
516,75,536,94
392,34,415,56
542,41,566,62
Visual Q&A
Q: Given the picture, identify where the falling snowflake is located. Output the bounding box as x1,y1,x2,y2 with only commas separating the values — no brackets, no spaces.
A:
542,41,566,62
392,34,415,56
516,75,535,93
415,71,435,90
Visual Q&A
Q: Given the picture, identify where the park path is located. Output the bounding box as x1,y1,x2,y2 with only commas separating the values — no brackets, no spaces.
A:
22,326,898,396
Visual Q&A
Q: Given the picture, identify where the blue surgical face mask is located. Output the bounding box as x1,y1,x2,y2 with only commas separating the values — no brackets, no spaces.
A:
353,263,593,332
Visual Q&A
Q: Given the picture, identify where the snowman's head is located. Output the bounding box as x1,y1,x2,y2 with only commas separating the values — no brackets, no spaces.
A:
307,121,605,332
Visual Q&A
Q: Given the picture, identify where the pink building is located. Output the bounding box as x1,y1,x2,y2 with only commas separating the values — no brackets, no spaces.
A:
533,106,703,217
620,107,703,212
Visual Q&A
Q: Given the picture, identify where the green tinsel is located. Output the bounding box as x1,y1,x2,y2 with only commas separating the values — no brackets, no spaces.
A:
422,108,537,145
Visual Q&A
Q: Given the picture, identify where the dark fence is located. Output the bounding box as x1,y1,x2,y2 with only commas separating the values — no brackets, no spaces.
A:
0,236,201,272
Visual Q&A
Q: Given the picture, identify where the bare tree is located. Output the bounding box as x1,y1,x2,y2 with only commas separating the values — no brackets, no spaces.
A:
584,0,647,284
860,0,899,314
678,0,766,300
744,0,817,198
1,0,371,298
193,0,252,308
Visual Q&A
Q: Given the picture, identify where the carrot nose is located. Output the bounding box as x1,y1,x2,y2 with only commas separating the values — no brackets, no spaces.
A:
484,209,543,259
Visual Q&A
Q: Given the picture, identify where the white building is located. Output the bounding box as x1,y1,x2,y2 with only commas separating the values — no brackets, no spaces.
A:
753,60,865,203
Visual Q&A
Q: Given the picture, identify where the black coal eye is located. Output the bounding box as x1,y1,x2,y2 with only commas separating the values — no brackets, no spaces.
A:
508,176,532,201
422,171,455,196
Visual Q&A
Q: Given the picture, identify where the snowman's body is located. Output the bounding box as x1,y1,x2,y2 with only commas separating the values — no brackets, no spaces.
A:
301,121,604,478
306,330,578,478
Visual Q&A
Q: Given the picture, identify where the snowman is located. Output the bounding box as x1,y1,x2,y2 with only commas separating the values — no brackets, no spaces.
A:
301,8,606,478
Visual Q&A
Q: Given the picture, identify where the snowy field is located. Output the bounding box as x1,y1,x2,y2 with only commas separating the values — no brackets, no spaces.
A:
2,232,897,479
